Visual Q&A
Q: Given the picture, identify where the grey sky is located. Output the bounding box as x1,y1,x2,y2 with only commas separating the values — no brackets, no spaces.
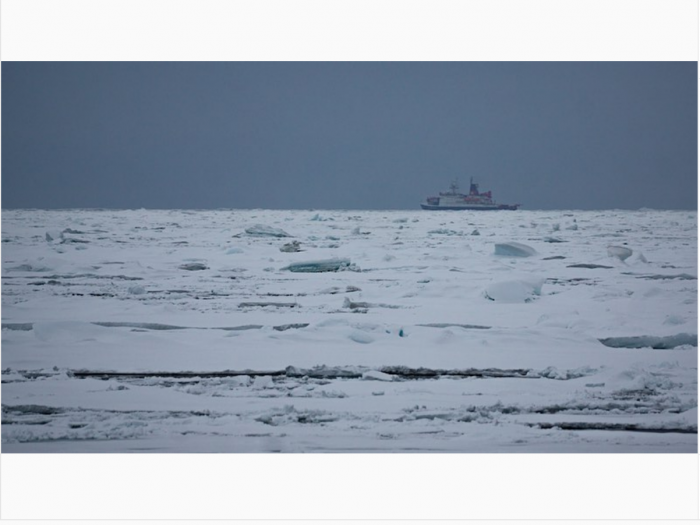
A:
2,62,696,210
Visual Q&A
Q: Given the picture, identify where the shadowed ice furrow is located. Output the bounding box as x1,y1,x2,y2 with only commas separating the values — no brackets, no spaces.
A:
599,333,697,349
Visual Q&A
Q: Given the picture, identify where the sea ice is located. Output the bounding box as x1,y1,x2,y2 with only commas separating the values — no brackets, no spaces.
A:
318,285,361,295
32,321,109,343
494,242,537,257
664,315,685,326
7,262,54,272
282,258,355,273
598,333,697,349
252,376,274,389
179,262,208,271
484,277,545,302
349,330,375,344
279,241,302,252
429,228,462,235
361,370,394,381
2,208,697,454
607,245,633,261
239,301,297,308
45,230,62,243
244,224,291,237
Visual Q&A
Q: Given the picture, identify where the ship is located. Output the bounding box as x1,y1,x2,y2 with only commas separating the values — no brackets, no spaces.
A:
420,178,520,211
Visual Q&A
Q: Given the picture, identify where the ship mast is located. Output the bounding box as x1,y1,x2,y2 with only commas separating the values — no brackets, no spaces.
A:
469,177,479,196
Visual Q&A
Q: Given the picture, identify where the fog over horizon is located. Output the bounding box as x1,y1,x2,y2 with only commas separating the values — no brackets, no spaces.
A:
2,62,697,211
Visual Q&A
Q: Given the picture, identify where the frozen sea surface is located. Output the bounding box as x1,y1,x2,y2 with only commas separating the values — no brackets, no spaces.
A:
1,208,697,452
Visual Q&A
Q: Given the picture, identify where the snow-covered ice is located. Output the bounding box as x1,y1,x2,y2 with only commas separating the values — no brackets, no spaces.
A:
1,208,697,452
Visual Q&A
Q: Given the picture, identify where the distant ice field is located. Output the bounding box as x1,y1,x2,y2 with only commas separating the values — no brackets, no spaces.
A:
1,208,697,452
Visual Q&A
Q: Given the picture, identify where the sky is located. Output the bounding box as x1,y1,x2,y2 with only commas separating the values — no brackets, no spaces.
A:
2,61,697,210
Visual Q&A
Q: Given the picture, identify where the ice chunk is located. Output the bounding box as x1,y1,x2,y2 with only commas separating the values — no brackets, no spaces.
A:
349,330,374,344
128,285,146,295
280,241,302,252
179,262,208,271
282,258,355,273
231,375,252,387
45,230,62,243
362,370,394,381
342,297,404,310
494,242,536,257
429,229,461,236
252,376,274,389
7,262,54,272
245,224,291,237
46,229,89,244
607,245,633,261
225,247,244,254
484,277,544,303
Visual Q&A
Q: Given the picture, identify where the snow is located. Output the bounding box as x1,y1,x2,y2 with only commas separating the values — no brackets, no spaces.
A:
1,208,697,453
